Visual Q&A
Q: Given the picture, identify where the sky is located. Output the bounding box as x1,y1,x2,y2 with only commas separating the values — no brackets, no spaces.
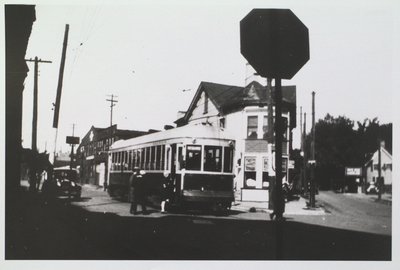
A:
13,0,400,156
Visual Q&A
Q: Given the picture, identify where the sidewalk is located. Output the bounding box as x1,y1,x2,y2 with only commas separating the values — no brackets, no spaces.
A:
231,197,327,216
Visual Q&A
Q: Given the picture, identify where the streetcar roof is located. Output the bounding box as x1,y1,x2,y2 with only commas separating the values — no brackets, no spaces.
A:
110,124,234,151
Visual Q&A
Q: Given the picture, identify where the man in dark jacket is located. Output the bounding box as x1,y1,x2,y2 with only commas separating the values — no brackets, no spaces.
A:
130,167,148,215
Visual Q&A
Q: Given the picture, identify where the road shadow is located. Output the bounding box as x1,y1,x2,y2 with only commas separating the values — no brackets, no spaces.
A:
5,190,391,260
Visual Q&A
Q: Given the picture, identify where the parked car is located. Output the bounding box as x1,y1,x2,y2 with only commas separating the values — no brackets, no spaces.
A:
42,168,82,199
366,182,379,194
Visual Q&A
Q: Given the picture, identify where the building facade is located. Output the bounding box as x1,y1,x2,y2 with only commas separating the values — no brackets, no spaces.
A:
77,125,150,186
364,145,392,193
176,81,296,202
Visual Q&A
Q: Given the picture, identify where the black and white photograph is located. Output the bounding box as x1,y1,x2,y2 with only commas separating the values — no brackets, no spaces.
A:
2,0,399,269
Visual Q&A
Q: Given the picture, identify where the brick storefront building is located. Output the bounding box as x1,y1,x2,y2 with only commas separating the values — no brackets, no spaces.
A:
77,125,150,187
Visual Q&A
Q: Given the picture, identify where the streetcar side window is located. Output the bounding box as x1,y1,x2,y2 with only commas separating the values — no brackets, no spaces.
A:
160,145,165,170
165,146,171,171
133,149,139,168
111,153,115,170
123,151,128,170
156,145,162,170
204,146,222,172
128,150,133,170
186,145,202,171
223,147,233,173
145,147,150,170
116,152,120,170
130,150,134,170
150,146,156,170
139,148,145,169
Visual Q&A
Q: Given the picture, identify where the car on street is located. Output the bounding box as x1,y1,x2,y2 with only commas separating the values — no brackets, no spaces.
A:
42,168,82,199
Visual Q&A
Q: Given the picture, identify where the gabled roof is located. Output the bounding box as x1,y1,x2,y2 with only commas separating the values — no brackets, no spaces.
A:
180,81,296,127
364,146,392,167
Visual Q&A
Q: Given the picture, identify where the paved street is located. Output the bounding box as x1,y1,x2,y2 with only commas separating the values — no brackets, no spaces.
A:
287,191,392,236
6,184,392,260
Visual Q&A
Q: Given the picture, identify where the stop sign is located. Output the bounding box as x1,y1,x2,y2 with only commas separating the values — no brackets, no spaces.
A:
240,9,309,79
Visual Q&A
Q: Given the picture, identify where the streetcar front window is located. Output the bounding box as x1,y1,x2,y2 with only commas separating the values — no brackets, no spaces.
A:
186,145,201,171
204,146,222,172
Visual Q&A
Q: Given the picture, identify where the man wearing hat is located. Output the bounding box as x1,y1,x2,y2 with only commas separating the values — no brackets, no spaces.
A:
129,167,148,215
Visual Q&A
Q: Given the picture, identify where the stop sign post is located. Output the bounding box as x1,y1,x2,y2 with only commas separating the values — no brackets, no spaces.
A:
240,9,310,221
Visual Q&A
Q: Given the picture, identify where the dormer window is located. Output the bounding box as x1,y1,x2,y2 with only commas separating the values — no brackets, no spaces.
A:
204,92,208,114
220,117,226,129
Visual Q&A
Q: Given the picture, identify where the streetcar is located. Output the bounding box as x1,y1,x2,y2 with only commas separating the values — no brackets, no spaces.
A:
107,124,235,210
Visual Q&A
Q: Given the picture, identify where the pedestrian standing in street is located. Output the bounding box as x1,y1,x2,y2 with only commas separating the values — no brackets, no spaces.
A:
130,167,148,215
161,172,174,213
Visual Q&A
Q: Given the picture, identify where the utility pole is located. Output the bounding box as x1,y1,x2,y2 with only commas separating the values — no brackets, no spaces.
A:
300,106,304,192
303,112,307,195
310,91,316,208
25,57,52,152
25,57,52,192
70,123,75,170
266,78,275,210
274,78,284,220
53,24,69,164
378,140,382,200
106,94,118,127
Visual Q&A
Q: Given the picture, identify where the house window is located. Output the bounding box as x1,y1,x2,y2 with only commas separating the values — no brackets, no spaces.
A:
382,163,392,171
247,116,258,139
220,117,226,129
244,156,256,188
204,92,208,114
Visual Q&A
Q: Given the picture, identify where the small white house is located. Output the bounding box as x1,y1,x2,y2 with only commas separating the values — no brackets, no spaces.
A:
364,145,392,191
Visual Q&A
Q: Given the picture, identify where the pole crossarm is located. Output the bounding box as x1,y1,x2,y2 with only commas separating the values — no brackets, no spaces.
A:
25,58,52,63
106,94,118,126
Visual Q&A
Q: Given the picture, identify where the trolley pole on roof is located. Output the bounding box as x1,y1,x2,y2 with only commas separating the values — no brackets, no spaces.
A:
106,94,118,127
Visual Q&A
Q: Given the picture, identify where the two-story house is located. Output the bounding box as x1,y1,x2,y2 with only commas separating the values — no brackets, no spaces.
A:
176,80,296,202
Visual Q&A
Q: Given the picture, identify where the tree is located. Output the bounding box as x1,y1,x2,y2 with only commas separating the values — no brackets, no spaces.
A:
304,114,392,191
